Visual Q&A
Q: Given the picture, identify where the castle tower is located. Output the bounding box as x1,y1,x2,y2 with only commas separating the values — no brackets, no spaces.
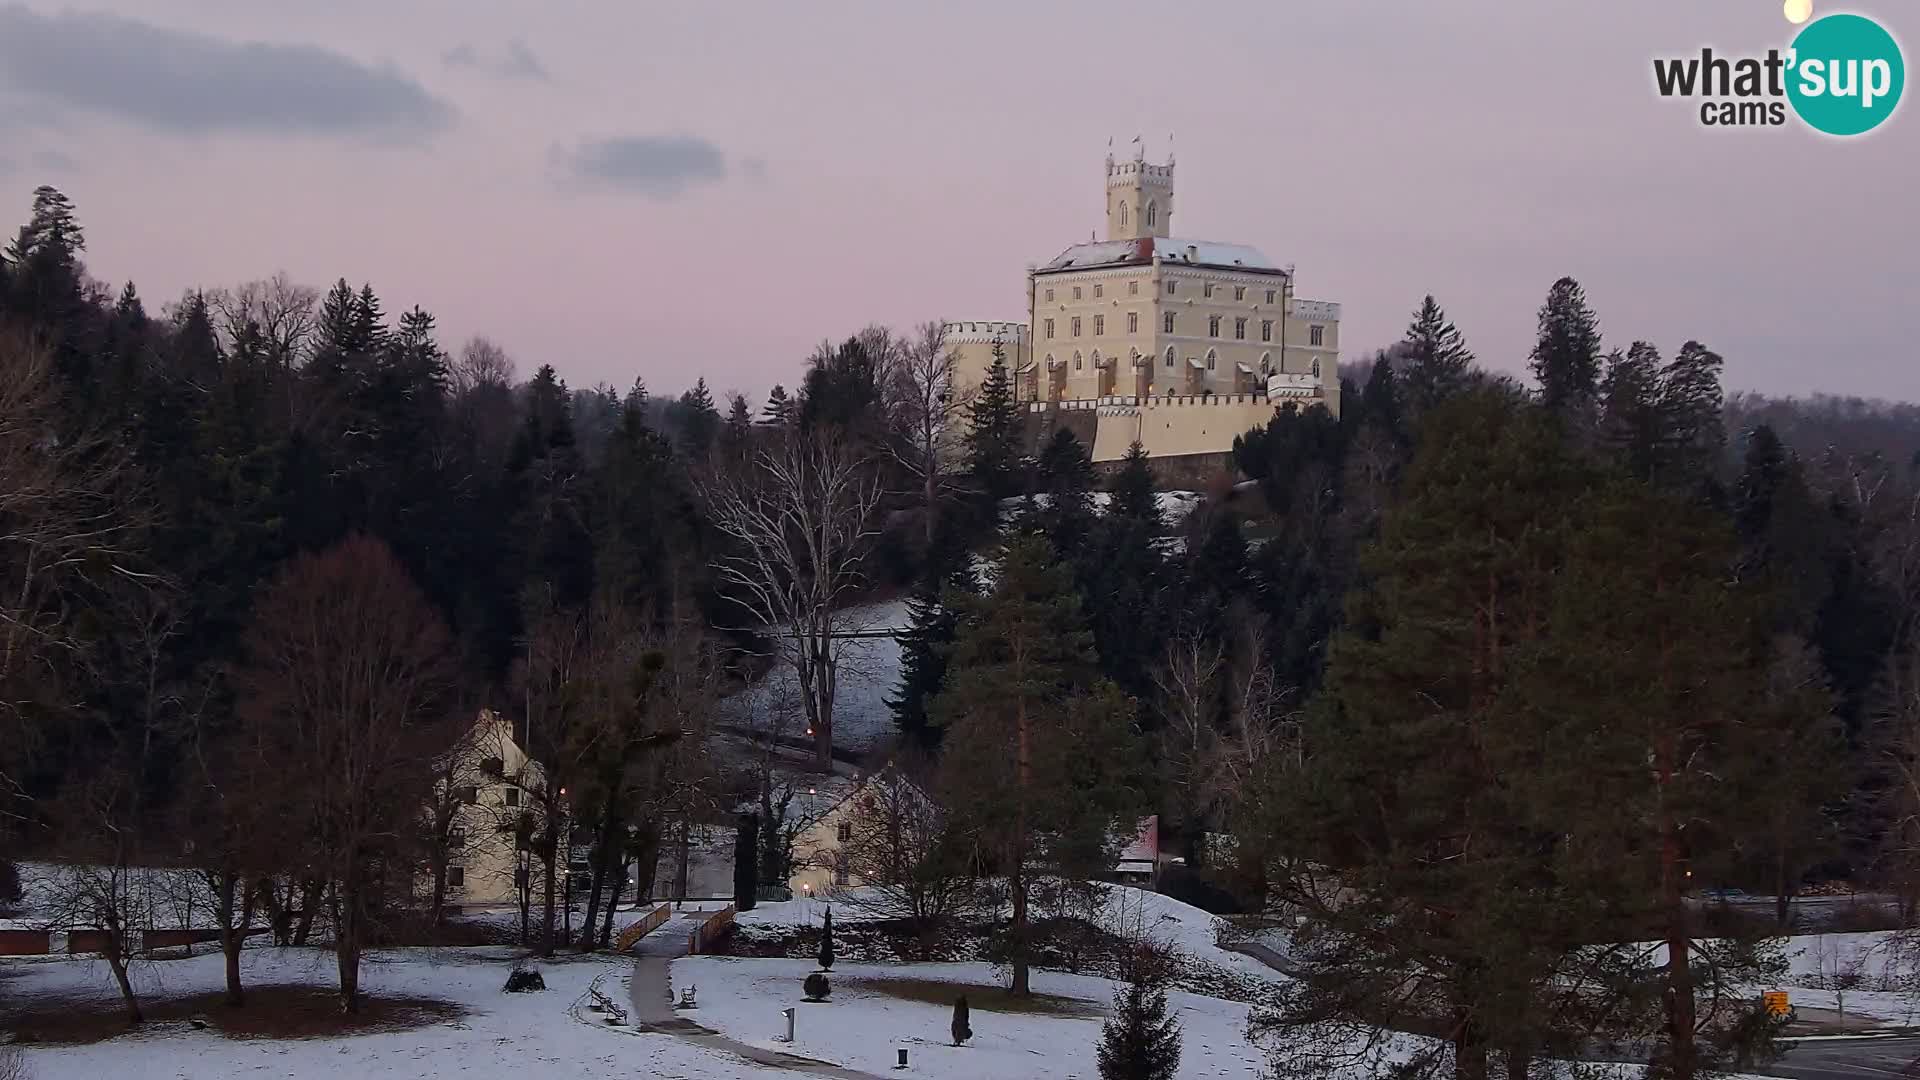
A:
1105,145,1173,241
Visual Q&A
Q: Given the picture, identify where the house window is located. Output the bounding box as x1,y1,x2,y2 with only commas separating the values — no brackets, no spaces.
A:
447,866,465,888
1310,324,1325,346
504,787,519,808
1094,314,1104,336
1165,281,1176,295
837,821,852,843
457,786,478,806
1208,315,1221,337
1046,288,1055,302
1261,320,1273,343
1265,289,1277,304
1073,286,1083,300
1071,317,1082,337
449,827,467,847
834,855,850,887
1235,317,1247,340
1206,350,1218,371
1234,285,1246,301
1127,312,1139,333
1164,346,1176,368
1128,280,1139,296
1094,284,1104,298
1163,312,1175,334
1203,282,1215,299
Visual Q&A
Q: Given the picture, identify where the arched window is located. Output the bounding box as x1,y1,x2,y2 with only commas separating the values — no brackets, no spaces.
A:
1259,352,1272,375
1074,351,1083,370
1205,349,1218,371
1164,346,1175,369
1147,202,1157,227
1120,203,1129,227
1045,353,1056,369
1310,358,1322,377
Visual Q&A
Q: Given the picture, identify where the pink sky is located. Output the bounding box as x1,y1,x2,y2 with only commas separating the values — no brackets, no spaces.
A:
1,0,1913,403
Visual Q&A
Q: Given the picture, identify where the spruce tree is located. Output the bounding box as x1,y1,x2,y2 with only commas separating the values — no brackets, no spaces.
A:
933,536,1142,995
721,392,753,458
888,527,976,749
1109,441,1161,532
964,342,1022,502
760,383,795,427
674,377,721,453
1097,963,1182,1080
1400,294,1475,419
818,906,835,970
1032,427,1097,553
1528,276,1602,422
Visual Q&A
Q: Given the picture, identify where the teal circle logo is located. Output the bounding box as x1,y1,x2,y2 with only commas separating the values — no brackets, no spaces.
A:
1787,13,1904,135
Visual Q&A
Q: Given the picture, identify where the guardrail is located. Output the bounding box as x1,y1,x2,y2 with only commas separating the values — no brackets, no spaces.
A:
688,904,736,956
612,903,674,953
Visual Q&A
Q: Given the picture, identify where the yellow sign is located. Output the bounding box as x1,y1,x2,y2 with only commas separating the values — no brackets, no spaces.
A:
1763,991,1791,1017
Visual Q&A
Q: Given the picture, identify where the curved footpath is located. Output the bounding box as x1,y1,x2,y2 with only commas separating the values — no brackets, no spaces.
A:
627,915,887,1079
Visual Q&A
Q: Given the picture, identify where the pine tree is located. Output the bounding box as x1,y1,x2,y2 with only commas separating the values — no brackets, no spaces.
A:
1529,276,1602,422
1109,441,1161,532
964,342,1023,502
1097,960,1182,1080
721,392,753,459
1032,427,1097,553
933,536,1142,996
818,906,835,970
1400,294,1475,419
760,383,795,427
889,531,976,749
672,377,720,453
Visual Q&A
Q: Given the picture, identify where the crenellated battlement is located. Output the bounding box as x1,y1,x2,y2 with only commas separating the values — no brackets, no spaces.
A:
942,320,1029,345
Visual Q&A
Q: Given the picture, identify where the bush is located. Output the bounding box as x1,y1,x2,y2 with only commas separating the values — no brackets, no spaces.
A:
503,967,546,993
803,973,831,1001
0,861,21,907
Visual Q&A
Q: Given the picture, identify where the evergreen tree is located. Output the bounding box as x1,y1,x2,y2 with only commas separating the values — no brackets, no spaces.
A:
1355,355,1404,442
1528,276,1602,423
760,383,795,427
721,391,753,459
672,377,721,453
818,906,835,970
1109,441,1161,532
800,336,883,436
964,342,1022,502
933,536,1142,996
1400,294,1475,418
1031,427,1098,553
889,520,976,749
951,995,972,1045
1097,959,1182,1080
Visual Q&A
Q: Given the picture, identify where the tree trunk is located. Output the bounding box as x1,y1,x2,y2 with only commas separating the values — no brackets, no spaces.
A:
601,864,626,946
1009,859,1030,997
1451,1019,1486,1080
216,871,253,1006
292,878,322,946
429,848,449,932
1774,850,1792,929
1504,1049,1530,1080
103,920,143,1026
1661,741,1698,1080
540,831,558,957
334,881,362,1014
257,878,292,946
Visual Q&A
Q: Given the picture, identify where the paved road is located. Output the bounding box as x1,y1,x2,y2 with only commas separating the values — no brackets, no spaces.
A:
1754,1036,1920,1079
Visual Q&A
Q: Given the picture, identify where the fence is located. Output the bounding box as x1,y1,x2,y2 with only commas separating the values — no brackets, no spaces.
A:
612,904,673,953
688,904,736,956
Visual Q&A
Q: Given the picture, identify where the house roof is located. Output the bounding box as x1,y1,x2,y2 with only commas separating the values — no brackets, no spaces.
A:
1037,236,1286,275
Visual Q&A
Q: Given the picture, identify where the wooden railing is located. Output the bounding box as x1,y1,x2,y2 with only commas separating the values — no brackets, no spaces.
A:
688,904,736,956
612,903,673,953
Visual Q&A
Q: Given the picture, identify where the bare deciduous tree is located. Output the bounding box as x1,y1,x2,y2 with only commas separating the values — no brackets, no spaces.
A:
702,430,883,771
235,535,459,1013
887,321,967,547
833,755,975,945
208,272,319,369
1155,629,1222,865
452,336,516,397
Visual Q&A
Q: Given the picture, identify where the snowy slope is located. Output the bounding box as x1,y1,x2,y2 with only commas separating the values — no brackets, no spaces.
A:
722,598,911,756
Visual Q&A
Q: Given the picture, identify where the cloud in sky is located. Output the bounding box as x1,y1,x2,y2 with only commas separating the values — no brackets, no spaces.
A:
0,5,453,141
553,135,733,199
443,38,549,82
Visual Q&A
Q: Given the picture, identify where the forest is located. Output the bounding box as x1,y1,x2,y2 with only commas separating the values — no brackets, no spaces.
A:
4,183,1919,1078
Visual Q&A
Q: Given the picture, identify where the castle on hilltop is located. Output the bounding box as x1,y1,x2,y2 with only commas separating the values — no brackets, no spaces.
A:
946,147,1341,475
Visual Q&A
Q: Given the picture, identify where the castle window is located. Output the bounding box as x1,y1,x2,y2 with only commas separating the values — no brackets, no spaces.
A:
1266,289,1277,305
1163,312,1175,334
1208,315,1221,338
1094,284,1103,298
1206,349,1218,370
1203,282,1215,299
1074,352,1083,370
1147,202,1157,227
1311,358,1322,377
1127,312,1139,333
1094,314,1105,336
1310,324,1325,346
1164,346,1175,368
1260,352,1272,375
1072,317,1082,337
1165,280,1176,295
1128,280,1139,296
1261,320,1273,343
1235,317,1247,340
1234,285,1246,301
1120,202,1128,227
1046,288,1055,302
1073,286,1083,300
1044,319,1055,340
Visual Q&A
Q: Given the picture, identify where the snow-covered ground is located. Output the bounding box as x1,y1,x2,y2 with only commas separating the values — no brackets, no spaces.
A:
998,490,1202,525
4,945,795,1080
722,598,910,756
